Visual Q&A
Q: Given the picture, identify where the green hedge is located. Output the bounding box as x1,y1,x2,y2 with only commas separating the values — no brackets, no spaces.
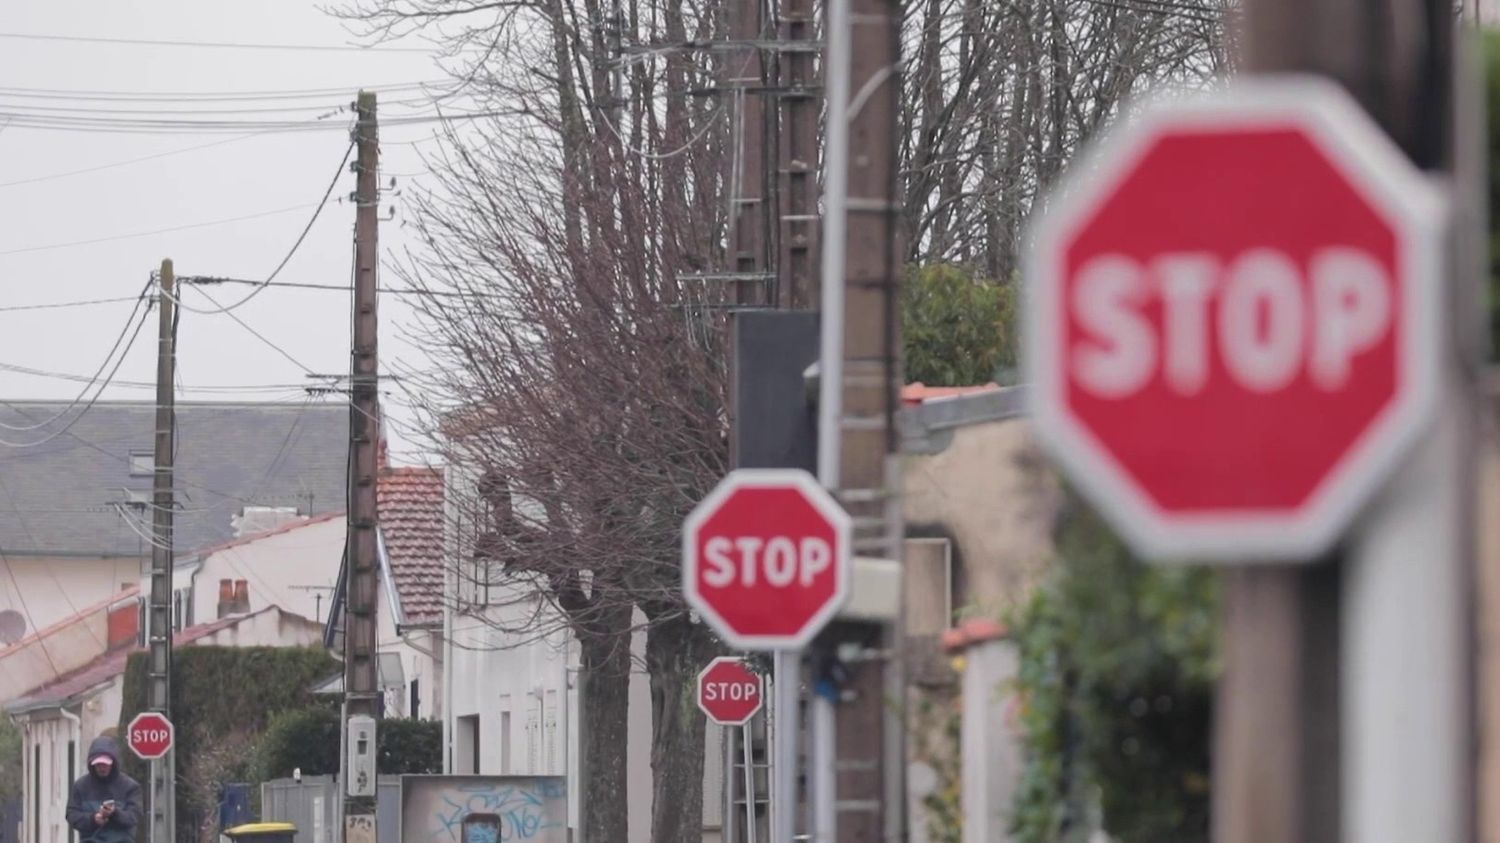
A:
1008,499,1219,843
257,706,441,780
119,646,338,843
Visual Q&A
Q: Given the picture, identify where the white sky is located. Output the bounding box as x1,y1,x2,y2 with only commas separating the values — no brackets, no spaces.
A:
0,1,454,464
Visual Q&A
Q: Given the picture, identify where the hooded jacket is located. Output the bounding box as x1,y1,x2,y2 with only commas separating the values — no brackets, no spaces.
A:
65,736,143,843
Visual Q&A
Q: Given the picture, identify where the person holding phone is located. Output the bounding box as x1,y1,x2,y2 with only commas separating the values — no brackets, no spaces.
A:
65,735,141,843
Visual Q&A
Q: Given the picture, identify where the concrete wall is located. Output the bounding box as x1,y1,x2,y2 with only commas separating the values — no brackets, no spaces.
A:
0,557,140,647
261,775,401,843
904,416,1060,616
400,775,567,843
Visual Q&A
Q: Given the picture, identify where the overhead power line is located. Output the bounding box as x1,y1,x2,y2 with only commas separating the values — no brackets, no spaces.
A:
0,31,438,53
0,108,527,136
167,141,355,316
179,276,501,299
0,295,147,312
0,202,321,256
0,81,450,101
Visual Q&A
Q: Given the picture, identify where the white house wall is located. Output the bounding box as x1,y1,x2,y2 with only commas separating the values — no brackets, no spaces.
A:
0,556,139,641
187,516,344,628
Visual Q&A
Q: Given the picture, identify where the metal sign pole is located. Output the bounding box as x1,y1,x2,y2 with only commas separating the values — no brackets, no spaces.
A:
742,723,759,843
771,651,798,843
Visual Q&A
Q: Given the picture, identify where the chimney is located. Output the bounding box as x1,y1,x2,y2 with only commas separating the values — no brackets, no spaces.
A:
233,580,251,614
217,579,236,619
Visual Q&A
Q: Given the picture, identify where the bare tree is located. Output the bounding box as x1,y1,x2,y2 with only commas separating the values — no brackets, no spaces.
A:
900,0,1236,278
337,0,736,838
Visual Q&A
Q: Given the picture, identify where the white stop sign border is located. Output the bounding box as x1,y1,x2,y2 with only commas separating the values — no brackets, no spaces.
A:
696,657,765,725
682,468,852,651
1023,75,1444,563
126,711,176,760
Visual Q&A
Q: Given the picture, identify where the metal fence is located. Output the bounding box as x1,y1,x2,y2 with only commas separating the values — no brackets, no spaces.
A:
259,776,401,843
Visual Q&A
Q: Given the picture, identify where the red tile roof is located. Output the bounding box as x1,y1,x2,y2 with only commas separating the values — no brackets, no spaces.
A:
378,467,445,627
4,611,264,713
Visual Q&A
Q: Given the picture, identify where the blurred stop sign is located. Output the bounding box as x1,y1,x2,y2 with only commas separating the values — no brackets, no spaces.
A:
1026,79,1442,561
683,469,851,650
127,711,175,760
697,657,764,725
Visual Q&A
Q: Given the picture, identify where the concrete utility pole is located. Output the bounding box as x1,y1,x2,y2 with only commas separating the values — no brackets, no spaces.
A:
147,259,176,843
816,0,904,835
1214,2,1473,842
341,90,382,843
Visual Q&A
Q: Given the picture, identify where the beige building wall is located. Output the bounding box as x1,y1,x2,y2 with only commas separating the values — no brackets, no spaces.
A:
904,416,1060,616
0,556,140,640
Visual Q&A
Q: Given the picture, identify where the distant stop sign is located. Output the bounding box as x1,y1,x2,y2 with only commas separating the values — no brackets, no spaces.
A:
683,469,851,650
1026,79,1442,561
126,712,175,760
697,657,764,725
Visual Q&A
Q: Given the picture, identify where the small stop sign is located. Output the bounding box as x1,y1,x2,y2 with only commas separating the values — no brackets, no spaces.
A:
697,657,764,725
126,712,175,760
683,469,851,650
1026,78,1442,561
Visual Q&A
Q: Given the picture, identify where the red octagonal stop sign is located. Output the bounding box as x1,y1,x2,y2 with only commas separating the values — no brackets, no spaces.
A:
697,657,764,725
683,469,851,650
1026,78,1442,561
126,711,175,761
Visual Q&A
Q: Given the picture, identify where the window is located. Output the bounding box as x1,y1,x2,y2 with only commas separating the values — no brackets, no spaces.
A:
409,679,421,720
500,710,512,775
173,592,183,631
456,715,480,774
129,451,154,477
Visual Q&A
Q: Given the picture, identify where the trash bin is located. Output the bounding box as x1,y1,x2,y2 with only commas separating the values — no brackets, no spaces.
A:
224,822,296,843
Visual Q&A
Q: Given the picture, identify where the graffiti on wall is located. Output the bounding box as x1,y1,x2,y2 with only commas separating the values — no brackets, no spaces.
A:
401,776,567,843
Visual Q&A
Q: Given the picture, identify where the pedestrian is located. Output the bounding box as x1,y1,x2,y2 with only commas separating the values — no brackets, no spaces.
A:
65,735,142,843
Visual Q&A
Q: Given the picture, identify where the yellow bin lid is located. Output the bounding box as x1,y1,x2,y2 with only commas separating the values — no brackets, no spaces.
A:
226,823,296,835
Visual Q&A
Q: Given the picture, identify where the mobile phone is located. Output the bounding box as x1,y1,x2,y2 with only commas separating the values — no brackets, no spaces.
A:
102,801,116,810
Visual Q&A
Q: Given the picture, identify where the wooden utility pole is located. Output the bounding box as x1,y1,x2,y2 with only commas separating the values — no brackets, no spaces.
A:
342,89,382,843
816,0,903,835
147,259,176,843
727,0,771,307
1215,2,1472,842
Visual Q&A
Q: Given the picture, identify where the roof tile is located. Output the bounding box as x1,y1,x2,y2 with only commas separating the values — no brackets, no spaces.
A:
378,467,445,626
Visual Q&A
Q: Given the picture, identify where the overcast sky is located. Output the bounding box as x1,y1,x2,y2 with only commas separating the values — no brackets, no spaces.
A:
0,1,454,464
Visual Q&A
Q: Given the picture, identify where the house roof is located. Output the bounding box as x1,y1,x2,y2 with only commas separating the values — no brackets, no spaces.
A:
0,401,348,558
0,585,139,660
377,467,445,627
3,610,265,714
188,510,346,561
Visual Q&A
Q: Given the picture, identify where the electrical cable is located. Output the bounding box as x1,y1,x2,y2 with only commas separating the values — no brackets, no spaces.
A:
0,283,151,432
175,284,317,374
0,81,451,102
0,31,439,53
0,202,321,256
0,109,526,136
168,140,355,315
177,276,499,299
0,299,152,448
0,295,147,312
